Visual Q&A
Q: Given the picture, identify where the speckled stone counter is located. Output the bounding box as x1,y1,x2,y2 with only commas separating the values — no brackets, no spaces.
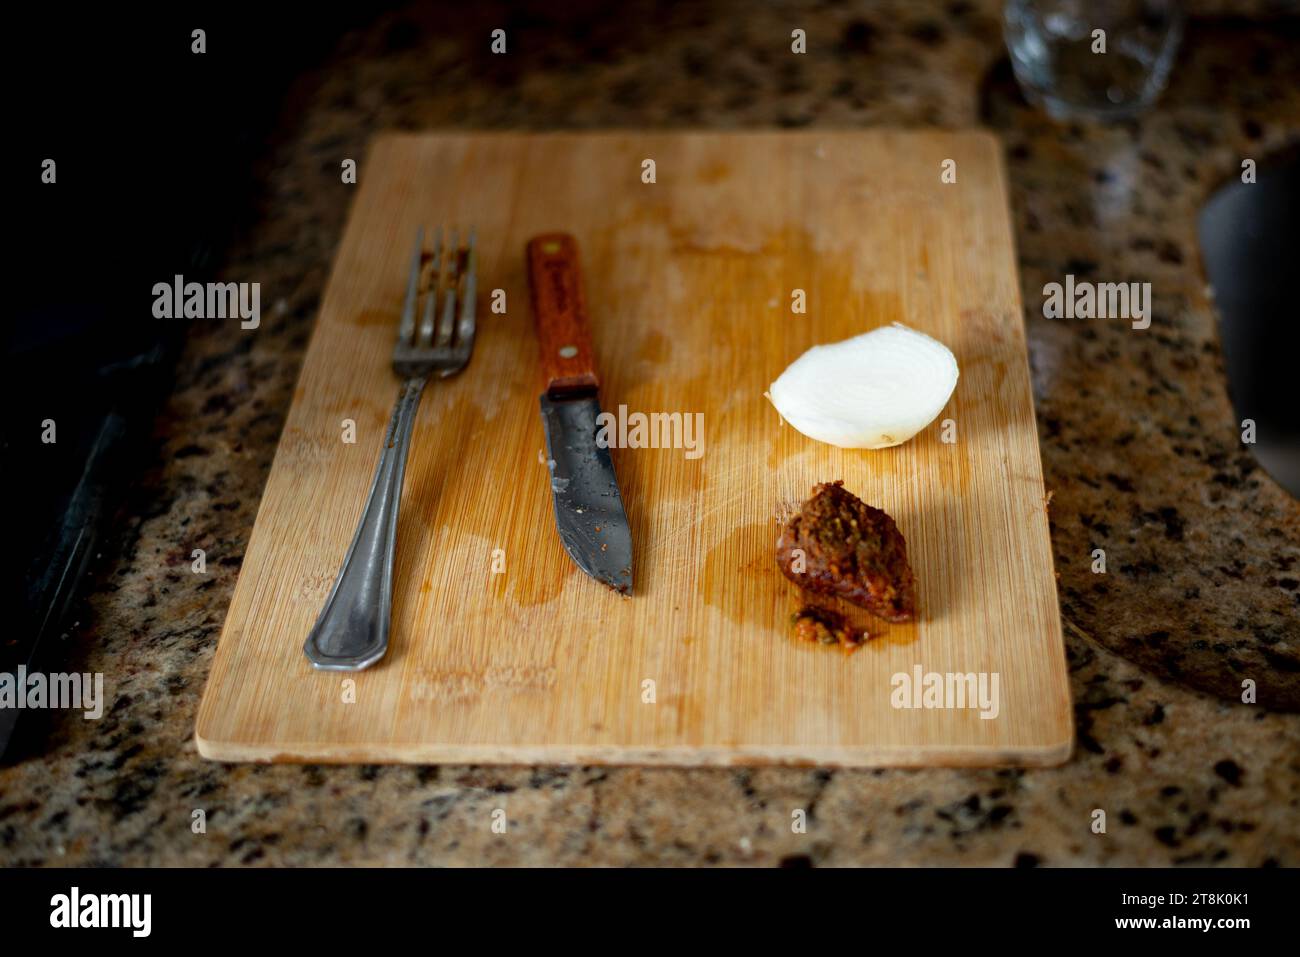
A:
3,0,1298,866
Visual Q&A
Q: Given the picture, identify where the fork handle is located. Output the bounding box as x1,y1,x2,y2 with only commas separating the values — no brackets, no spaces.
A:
303,376,427,671
527,233,600,397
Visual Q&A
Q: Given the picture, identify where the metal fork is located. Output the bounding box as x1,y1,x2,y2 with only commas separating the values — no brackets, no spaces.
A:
304,226,477,670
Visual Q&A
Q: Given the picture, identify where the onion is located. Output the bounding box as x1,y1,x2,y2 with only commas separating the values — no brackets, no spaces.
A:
767,323,959,449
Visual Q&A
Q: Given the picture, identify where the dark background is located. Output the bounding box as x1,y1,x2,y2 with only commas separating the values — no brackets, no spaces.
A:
4,5,391,746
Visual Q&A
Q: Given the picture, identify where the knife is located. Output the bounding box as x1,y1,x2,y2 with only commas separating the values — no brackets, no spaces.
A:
526,233,633,595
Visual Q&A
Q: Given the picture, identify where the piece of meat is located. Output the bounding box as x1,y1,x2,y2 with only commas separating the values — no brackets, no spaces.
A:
776,481,917,622
791,606,866,652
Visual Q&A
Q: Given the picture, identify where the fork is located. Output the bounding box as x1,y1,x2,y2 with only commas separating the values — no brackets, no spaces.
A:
304,226,477,670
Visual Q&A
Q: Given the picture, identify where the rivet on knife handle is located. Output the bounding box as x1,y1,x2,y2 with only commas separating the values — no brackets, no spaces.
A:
526,233,599,397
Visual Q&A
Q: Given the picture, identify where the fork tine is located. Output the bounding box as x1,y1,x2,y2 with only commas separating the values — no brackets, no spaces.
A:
457,227,477,350
394,225,476,380
436,229,459,348
418,227,442,346
398,226,423,345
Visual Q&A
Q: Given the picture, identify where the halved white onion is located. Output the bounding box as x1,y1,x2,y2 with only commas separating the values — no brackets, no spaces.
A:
767,323,959,449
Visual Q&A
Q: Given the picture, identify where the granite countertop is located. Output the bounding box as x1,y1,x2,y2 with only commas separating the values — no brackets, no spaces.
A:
3,0,1298,866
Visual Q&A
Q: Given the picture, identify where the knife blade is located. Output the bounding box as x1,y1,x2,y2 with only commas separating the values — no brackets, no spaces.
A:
527,233,633,595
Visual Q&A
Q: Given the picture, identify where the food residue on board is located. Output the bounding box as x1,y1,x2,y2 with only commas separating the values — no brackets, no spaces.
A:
790,605,866,653
777,480,917,628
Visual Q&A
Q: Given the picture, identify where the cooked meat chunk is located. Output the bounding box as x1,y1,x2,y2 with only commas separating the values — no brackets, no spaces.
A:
776,481,917,622
791,606,866,652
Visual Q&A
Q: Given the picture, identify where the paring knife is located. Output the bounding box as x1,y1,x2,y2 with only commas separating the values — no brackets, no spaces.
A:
526,233,633,595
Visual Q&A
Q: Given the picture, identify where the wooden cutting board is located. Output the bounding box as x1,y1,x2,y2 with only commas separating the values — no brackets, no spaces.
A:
195,131,1072,766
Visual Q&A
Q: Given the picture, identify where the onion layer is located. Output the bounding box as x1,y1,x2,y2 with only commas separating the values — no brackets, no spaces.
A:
768,323,959,449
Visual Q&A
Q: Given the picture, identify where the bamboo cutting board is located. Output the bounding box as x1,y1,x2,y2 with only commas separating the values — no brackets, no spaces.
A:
195,131,1072,766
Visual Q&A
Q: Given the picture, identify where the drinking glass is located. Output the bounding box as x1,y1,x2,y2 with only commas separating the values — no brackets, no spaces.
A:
1004,0,1184,121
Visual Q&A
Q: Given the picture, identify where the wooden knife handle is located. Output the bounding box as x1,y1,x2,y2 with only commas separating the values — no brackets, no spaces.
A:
527,233,600,397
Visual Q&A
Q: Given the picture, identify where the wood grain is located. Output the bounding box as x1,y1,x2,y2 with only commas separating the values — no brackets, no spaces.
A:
195,131,1072,767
